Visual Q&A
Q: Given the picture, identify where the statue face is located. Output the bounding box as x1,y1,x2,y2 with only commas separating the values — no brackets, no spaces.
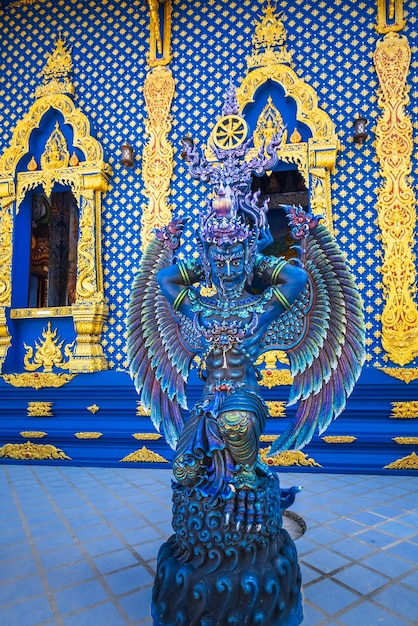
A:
208,242,247,298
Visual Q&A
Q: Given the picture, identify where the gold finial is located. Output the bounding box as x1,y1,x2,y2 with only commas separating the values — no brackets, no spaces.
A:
35,33,74,99
290,128,302,144
69,151,79,167
27,156,38,171
247,1,292,70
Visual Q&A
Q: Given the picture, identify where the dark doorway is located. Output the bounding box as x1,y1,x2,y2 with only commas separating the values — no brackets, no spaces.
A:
28,191,78,308
252,169,308,259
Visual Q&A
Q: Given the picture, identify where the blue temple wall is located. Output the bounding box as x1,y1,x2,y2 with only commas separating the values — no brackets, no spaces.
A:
0,0,417,473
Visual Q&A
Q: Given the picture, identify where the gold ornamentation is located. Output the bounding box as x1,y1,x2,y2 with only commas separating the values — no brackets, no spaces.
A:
87,404,100,414
27,401,53,417
265,401,286,417
290,128,302,144
0,40,111,374
376,0,405,34
0,441,70,461
384,451,418,470
2,372,76,389
236,3,338,231
390,401,418,418
247,0,292,69
20,432,47,438
141,66,175,249
380,368,418,384
23,321,73,372
259,447,321,467
132,433,162,440
259,369,293,388
212,115,249,150
393,437,418,444
35,34,74,98
374,32,418,365
120,446,169,463
252,97,287,154
256,353,292,388
136,402,150,416
322,436,357,444
27,156,38,171
40,122,70,172
10,307,73,319
260,435,276,442
148,0,172,67
74,432,103,439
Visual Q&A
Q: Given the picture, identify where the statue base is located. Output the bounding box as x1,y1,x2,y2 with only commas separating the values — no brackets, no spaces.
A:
152,474,303,626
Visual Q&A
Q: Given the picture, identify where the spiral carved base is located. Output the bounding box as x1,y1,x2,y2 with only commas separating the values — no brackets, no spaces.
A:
152,475,303,626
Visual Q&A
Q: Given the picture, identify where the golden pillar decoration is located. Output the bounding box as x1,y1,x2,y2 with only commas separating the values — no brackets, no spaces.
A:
141,65,175,249
373,31,418,365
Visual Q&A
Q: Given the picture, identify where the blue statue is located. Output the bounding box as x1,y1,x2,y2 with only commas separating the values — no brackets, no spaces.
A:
127,87,365,625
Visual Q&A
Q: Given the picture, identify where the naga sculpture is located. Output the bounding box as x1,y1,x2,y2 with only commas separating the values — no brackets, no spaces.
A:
127,87,365,625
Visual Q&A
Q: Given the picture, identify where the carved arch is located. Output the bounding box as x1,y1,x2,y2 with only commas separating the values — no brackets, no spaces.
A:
236,64,339,230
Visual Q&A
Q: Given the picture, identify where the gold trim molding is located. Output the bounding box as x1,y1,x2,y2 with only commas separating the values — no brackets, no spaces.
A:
379,367,418,383
390,401,418,419
322,436,357,444
384,451,418,470
259,447,322,468
27,401,53,417
141,66,175,249
2,372,76,389
393,437,418,445
74,432,103,439
373,31,418,365
0,441,71,460
0,38,111,373
132,433,162,440
120,446,169,463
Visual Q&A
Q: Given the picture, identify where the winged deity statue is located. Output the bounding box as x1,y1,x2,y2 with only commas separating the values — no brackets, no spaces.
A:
127,86,365,625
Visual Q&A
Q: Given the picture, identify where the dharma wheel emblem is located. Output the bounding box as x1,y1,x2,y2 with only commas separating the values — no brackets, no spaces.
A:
212,114,249,150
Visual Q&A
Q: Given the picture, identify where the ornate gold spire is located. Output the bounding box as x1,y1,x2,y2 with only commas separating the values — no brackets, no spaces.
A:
35,34,74,99
246,0,292,70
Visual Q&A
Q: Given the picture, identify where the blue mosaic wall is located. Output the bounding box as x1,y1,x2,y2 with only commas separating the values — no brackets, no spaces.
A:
0,0,417,372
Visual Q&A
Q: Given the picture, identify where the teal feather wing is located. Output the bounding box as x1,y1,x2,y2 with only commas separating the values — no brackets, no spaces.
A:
262,219,365,455
127,235,198,449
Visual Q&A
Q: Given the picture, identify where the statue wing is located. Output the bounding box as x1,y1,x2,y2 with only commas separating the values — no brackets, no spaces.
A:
127,226,198,449
262,212,365,455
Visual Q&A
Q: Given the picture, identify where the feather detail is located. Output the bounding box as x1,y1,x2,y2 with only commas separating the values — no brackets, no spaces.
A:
127,236,196,449
265,221,365,456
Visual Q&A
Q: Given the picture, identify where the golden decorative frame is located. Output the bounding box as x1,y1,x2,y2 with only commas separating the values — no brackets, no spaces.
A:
373,31,418,365
236,64,338,230
141,66,175,249
0,92,112,373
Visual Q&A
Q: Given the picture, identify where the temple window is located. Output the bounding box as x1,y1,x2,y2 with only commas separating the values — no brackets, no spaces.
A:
28,191,78,308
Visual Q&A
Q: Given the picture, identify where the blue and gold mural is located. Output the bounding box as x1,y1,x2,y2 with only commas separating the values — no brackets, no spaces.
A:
0,0,417,473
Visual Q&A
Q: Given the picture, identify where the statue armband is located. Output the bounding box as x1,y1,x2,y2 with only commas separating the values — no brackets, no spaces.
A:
255,255,288,285
272,286,291,311
177,259,204,285
173,287,190,312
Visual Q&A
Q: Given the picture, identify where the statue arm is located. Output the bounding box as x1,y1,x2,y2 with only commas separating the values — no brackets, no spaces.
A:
157,259,204,313
255,254,308,310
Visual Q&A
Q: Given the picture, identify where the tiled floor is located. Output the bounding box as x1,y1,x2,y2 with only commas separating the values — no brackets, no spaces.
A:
1,465,417,625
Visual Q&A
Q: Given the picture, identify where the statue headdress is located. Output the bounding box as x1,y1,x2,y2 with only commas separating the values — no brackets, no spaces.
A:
182,81,283,285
